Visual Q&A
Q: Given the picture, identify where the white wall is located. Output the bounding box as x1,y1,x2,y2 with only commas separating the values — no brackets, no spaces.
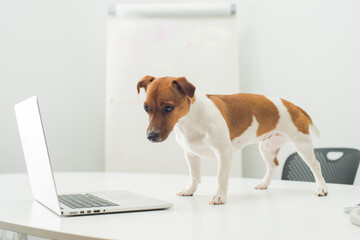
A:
1,0,359,181
0,0,211,173
0,0,107,173
237,0,360,180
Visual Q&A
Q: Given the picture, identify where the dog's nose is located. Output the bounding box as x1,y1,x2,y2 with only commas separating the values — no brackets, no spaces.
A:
147,132,159,142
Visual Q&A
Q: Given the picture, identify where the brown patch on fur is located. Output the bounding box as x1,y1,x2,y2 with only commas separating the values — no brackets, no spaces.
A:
207,94,280,140
296,106,313,125
281,99,311,135
273,157,279,166
138,76,195,141
273,148,280,166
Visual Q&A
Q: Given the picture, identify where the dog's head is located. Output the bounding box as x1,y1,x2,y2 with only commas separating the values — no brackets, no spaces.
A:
137,76,196,143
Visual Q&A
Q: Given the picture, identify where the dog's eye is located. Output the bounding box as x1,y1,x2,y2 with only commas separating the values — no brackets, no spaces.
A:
163,105,174,113
144,105,150,113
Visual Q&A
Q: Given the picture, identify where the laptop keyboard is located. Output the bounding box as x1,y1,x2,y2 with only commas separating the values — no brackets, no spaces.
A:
58,193,119,209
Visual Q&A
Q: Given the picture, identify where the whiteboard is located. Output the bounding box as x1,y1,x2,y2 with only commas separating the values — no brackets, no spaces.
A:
106,4,241,177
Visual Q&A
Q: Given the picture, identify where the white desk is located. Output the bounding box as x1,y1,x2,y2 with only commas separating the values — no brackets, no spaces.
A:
0,172,359,240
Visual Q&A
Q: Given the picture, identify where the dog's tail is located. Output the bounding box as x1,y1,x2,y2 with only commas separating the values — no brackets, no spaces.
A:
309,123,320,138
297,106,320,138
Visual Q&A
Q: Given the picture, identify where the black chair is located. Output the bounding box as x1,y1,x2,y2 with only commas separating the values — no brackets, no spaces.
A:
282,148,360,185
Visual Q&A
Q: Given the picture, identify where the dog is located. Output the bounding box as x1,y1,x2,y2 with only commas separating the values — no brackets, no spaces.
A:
137,75,328,205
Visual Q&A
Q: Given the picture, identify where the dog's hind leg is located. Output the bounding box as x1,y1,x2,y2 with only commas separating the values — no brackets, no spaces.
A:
177,152,201,197
289,135,328,196
255,133,287,190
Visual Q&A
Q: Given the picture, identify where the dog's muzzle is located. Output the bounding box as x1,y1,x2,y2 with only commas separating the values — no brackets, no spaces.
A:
147,132,160,143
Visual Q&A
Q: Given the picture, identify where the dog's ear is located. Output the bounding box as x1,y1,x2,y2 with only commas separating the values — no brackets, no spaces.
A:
172,77,196,99
137,75,155,94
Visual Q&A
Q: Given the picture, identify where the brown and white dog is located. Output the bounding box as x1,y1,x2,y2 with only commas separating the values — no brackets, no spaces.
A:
137,75,328,205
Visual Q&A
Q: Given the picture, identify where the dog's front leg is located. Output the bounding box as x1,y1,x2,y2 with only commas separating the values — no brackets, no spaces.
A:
177,152,201,197
210,149,233,205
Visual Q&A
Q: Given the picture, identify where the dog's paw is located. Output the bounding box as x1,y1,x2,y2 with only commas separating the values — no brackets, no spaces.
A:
315,184,328,197
254,181,270,190
177,188,195,197
209,193,226,205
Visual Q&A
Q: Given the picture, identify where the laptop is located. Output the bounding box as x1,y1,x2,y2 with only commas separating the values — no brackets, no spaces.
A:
14,96,173,216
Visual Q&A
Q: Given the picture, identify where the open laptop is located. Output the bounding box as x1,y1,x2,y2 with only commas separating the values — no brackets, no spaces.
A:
14,96,172,216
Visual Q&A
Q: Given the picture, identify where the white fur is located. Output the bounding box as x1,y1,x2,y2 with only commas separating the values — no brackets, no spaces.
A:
175,93,328,204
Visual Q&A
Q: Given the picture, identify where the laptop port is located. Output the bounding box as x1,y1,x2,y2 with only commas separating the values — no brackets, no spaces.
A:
87,210,91,213
80,211,84,214
94,210,100,213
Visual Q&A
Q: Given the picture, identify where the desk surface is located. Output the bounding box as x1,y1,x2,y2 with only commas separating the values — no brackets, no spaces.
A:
0,172,359,240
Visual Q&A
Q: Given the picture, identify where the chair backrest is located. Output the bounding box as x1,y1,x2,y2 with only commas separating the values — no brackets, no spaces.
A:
282,148,360,185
